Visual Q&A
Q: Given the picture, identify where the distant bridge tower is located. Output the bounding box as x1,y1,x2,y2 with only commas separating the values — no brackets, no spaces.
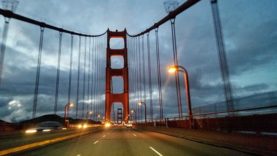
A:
105,29,129,123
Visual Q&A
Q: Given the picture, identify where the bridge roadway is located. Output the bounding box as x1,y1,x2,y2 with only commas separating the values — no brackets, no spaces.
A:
17,126,251,156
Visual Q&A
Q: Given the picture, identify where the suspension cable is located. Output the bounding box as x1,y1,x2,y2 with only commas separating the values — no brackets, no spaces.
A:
88,37,92,112
67,35,74,106
126,0,200,37
141,35,147,120
76,36,82,118
132,37,137,122
211,0,234,114
92,37,96,120
90,37,94,114
97,38,101,116
86,37,91,115
138,36,142,121
54,31,63,114
146,33,153,121
134,37,139,121
155,28,163,120
82,37,87,119
128,37,132,117
0,9,107,37
32,27,44,118
170,18,183,118
0,17,11,86
142,35,146,101
95,38,99,118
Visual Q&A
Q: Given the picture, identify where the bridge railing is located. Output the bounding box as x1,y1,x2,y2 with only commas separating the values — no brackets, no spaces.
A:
133,100,277,133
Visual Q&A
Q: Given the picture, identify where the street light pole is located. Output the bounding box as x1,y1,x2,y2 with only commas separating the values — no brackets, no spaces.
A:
168,65,194,128
138,102,147,125
131,109,135,122
64,102,74,127
86,111,93,121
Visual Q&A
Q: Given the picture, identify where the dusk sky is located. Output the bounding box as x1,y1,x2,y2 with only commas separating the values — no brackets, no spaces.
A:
0,0,276,122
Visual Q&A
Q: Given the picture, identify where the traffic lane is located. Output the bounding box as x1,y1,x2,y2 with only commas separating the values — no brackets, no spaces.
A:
17,127,155,156
135,129,252,156
0,129,90,150
89,127,155,156
16,128,107,156
17,127,252,156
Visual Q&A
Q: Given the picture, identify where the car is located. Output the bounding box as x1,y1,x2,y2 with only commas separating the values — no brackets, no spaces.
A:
124,123,133,128
25,121,64,134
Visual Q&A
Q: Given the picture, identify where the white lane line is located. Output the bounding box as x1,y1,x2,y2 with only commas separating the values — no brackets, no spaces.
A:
93,140,99,144
149,146,163,156
132,133,137,137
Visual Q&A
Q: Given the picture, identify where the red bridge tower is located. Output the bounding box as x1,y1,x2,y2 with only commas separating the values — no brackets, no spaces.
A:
105,29,129,123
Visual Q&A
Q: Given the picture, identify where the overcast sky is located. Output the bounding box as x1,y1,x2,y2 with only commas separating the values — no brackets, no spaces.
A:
0,0,276,122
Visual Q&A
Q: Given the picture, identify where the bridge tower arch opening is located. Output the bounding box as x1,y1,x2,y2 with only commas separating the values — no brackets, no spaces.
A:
105,29,129,123
110,102,123,124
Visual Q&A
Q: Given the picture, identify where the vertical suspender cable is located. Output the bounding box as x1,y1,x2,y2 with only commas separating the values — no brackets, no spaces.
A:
76,36,82,118
131,38,135,116
138,36,142,121
100,38,103,115
87,37,91,114
67,35,74,106
82,37,87,119
142,35,147,119
95,38,99,117
0,17,10,86
88,37,92,112
211,0,234,114
92,37,96,119
128,37,132,116
138,36,141,121
155,29,163,120
32,27,44,118
97,39,101,114
170,18,183,118
134,37,138,122
54,32,63,114
90,38,94,113
147,33,153,122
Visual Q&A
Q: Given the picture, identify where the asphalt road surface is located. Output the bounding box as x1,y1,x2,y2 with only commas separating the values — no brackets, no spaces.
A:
18,127,251,156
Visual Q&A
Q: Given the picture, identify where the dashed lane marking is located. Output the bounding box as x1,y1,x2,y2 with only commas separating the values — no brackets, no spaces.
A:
149,146,163,156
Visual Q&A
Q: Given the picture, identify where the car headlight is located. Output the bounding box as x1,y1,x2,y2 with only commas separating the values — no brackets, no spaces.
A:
42,129,52,132
77,124,82,129
83,124,88,129
104,122,111,128
25,129,37,134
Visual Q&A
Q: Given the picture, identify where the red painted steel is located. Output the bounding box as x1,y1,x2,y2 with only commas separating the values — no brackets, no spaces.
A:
105,29,129,123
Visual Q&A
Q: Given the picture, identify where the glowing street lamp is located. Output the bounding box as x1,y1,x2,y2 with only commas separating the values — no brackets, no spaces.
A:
168,65,194,128
138,101,147,124
64,102,74,127
130,109,135,122
86,111,93,120
97,114,101,121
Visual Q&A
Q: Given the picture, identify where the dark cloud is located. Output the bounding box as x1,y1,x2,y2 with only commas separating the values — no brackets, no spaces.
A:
0,0,276,122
